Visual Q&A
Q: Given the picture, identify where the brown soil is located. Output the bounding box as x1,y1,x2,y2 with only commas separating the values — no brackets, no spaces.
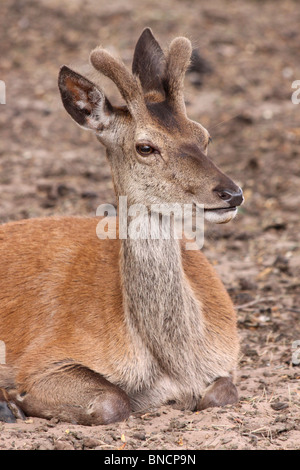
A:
0,0,299,451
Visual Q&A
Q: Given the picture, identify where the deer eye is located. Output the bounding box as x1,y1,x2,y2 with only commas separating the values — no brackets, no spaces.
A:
136,144,155,156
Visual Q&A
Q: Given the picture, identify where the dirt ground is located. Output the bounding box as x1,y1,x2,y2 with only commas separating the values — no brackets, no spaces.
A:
0,0,300,451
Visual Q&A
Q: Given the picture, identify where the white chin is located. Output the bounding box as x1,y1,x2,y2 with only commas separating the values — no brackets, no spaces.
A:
204,208,238,224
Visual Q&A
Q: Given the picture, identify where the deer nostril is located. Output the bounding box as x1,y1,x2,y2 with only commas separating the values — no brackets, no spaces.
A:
217,190,232,201
214,187,244,206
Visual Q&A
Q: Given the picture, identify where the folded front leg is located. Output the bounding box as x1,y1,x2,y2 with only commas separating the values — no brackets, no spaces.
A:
5,361,131,425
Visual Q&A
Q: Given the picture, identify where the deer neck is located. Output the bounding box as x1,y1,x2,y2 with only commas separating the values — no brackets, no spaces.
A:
119,211,204,375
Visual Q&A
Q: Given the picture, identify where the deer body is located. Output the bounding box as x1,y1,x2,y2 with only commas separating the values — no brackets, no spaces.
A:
0,29,243,424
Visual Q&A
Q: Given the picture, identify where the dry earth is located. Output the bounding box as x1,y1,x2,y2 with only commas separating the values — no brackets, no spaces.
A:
0,0,299,451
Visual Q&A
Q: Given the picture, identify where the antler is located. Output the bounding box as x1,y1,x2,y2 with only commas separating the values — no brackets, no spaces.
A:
165,37,192,115
90,47,146,117
90,31,192,119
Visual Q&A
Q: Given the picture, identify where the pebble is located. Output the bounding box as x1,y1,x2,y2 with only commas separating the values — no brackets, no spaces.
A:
271,402,289,411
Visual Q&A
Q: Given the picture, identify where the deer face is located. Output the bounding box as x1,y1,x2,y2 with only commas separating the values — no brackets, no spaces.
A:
58,29,243,224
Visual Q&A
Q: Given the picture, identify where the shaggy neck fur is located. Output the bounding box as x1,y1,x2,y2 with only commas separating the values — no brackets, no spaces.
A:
120,212,204,379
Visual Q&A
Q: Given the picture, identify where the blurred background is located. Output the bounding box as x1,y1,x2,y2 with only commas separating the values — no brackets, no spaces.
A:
0,0,300,448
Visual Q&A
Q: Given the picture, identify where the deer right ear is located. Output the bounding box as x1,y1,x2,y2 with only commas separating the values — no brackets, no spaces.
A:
132,28,166,95
58,66,113,132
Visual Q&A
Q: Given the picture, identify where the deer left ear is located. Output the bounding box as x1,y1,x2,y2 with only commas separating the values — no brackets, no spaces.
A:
58,65,114,132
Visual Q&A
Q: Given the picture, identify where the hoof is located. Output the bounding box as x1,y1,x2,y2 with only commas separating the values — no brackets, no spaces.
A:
87,388,131,425
0,401,17,423
197,377,238,411
0,400,26,423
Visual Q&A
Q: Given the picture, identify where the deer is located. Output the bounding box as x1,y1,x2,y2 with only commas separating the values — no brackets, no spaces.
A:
0,28,244,425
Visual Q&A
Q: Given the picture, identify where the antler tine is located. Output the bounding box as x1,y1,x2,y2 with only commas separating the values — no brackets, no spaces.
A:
90,47,145,115
165,37,192,114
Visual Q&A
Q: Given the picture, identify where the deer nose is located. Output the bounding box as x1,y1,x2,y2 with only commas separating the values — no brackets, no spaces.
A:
214,186,244,206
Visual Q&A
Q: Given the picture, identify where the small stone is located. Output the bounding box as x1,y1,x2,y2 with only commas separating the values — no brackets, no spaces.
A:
82,437,101,448
132,432,146,441
53,440,74,451
271,402,289,411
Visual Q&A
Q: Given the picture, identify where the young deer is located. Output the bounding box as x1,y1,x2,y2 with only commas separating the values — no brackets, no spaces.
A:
0,29,243,425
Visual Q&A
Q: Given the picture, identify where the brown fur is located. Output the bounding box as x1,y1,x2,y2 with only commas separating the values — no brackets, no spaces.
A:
0,216,239,422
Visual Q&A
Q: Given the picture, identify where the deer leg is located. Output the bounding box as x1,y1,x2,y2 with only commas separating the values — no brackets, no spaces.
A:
196,376,238,411
3,361,131,425
0,388,26,422
0,364,26,422
0,393,16,423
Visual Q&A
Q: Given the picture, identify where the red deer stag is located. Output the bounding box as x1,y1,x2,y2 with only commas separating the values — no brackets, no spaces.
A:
0,29,243,425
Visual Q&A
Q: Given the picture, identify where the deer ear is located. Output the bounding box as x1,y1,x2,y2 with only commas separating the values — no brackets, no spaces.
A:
58,66,113,131
132,28,166,95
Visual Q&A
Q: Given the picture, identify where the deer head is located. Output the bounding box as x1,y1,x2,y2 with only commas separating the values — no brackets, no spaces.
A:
58,28,243,223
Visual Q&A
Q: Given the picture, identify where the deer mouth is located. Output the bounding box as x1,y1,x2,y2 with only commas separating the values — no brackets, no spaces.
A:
194,202,238,224
204,206,238,224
